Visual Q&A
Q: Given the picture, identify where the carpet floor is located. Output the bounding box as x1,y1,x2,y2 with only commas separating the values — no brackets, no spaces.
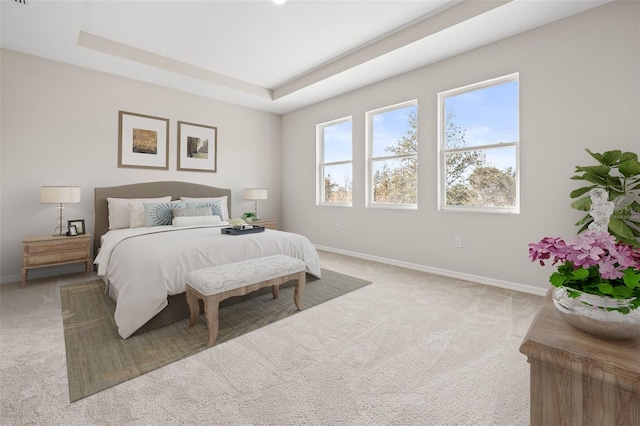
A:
0,251,543,425
61,269,371,402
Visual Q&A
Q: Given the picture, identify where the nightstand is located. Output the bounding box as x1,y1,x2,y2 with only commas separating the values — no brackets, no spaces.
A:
250,219,277,230
22,234,92,285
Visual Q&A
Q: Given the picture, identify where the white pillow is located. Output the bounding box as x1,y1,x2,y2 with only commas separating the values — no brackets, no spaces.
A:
107,196,171,229
172,215,222,227
128,201,146,228
180,196,229,220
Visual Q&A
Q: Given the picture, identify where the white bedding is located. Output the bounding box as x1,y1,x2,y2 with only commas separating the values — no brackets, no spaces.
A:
94,224,321,339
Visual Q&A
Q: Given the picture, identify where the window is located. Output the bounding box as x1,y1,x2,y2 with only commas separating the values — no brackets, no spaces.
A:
317,117,352,205
438,74,519,213
366,100,418,208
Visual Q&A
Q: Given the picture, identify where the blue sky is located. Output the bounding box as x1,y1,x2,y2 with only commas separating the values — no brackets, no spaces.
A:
371,104,417,157
445,80,519,171
322,80,518,187
323,120,352,163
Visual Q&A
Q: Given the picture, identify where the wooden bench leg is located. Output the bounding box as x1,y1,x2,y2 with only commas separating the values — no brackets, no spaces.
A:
294,271,305,311
203,295,221,347
271,284,279,299
186,286,200,327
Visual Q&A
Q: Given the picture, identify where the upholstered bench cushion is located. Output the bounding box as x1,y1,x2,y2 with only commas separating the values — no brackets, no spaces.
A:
185,254,306,296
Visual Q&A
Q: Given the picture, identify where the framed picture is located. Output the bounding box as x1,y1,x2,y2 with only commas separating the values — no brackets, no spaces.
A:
118,111,169,170
68,225,78,237
177,121,217,172
68,219,86,235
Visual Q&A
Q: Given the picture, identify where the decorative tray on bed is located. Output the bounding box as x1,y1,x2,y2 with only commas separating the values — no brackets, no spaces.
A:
221,225,265,235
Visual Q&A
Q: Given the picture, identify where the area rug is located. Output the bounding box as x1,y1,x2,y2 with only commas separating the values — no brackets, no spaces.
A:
60,269,371,402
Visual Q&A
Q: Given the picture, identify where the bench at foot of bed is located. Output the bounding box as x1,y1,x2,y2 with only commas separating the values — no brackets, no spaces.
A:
185,255,306,347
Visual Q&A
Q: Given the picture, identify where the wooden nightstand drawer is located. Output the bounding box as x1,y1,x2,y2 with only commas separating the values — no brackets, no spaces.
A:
24,238,90,255
250,219,277,230
24,248,89,267
22,234,92,285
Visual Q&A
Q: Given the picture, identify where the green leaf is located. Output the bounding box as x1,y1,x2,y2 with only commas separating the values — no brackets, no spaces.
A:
601,150,622,166
605,175,622,187
580,173,608,185
549,273,566,287
575,214,593,226
608,218,639,244
577,222,590,234
566,288,581,298
579,166,611,177
597,283,614,294
571,197,591,211
585,148,605,164
571,268,590,280
619,160,640,178
612,285,633,298
570,186,595,198
619,151,638,163
623,269,640,289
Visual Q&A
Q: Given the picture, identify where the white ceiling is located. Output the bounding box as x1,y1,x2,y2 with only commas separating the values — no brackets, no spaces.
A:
1,0,611,114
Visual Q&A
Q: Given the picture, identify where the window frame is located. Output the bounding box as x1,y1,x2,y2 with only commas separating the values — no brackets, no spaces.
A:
365,99,419,210
437,73,520,214
316,116,353,207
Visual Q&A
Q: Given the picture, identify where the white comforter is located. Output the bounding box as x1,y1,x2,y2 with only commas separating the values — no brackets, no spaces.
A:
94,225,321,339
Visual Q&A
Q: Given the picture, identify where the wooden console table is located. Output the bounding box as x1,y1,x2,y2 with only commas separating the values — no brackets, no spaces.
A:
520,290,639,425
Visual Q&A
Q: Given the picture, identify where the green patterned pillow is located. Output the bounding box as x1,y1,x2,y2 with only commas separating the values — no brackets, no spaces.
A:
144,202,186,227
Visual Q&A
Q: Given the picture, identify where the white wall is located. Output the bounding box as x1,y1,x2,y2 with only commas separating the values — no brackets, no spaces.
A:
280,1,640,293
0,50,281,282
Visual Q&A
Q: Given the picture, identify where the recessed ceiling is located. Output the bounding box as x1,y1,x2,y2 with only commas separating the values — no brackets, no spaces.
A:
1,0,612,114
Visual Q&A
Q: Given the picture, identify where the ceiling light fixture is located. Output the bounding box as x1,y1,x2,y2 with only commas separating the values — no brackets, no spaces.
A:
272,0,286,5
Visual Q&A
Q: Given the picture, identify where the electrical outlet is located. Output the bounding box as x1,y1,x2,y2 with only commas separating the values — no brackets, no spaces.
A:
335,223,340,232
454,237,462,248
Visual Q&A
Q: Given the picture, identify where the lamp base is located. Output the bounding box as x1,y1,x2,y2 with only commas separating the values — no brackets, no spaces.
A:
53,203,67,237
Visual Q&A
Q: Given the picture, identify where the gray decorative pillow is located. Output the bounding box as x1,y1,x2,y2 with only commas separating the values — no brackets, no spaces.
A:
172,206,212,217
144,202,186,227
185,201,224,221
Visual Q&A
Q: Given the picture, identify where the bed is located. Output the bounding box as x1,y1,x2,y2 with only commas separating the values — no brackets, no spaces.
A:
93,181,321,339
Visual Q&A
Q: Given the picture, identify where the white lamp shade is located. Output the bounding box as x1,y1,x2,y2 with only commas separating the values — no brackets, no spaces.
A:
244,188,268,200
41,186,81,204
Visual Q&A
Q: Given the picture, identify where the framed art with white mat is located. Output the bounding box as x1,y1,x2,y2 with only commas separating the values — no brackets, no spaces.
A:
118,111,169,170
177,121,217,172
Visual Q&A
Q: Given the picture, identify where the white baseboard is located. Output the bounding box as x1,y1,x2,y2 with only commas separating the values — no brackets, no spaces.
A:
315,244,548,297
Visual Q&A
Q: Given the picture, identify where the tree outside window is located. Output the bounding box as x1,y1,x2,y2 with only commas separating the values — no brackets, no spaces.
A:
367,101,418,207
439,74,520,212
318,118,352,205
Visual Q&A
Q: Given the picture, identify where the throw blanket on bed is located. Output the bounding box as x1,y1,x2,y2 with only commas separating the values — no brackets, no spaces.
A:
94,225,321,338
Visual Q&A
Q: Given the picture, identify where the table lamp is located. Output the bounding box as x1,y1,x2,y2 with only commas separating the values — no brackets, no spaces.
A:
41,186,81,236
243,188,268,220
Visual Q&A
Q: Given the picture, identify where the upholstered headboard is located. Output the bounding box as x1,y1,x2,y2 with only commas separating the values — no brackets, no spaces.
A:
93,181,232,257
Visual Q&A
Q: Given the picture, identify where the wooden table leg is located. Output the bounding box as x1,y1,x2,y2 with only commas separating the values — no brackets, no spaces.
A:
185,286,200,327
294,271,305,311
271,284,279,299
203,295,220,347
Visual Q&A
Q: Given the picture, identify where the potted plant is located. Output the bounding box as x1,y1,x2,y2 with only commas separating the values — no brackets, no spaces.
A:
529,229,640,339
241,212,258,222
529,149,640,338
570,149,640,246
529,231,640,309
